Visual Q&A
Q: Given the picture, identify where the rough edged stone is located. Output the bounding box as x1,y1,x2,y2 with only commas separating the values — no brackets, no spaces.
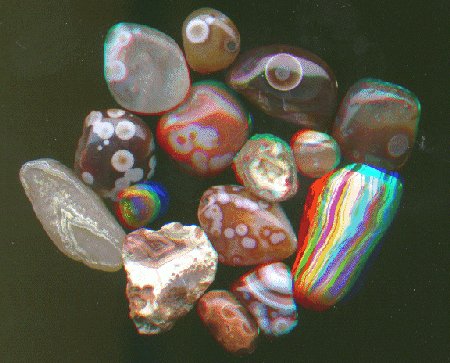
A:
123,222,218,334
19,158,125,271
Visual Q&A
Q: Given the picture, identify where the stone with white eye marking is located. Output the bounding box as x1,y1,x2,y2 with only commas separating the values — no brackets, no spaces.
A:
265,53,303,91
75,109,156,200
182,8,240,74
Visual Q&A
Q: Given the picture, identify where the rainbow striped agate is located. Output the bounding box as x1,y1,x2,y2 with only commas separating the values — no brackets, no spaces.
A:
115,181,169,230
292,164,402,310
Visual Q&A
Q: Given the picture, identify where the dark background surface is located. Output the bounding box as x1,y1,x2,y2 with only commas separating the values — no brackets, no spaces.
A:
0,0,448,362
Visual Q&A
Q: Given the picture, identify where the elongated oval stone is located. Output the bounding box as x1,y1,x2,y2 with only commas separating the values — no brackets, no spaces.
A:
198,185,297,266
19,159,125,271
123,223,217,334
104,23,190,114
292,164,403,310
231,262,298,337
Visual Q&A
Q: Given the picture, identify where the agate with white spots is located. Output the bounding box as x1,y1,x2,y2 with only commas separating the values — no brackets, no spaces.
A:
75,109,155,200
197,185,297,266
104,23,190,114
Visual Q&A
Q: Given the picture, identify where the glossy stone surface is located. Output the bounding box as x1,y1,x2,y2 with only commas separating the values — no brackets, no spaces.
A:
198,185,297,266
197,290,259,355
19,159,125,271
233,134,298,202
115,181,169,230
104,23,190,114
157,81,251,176
74,109,156,200
226,45,338,130
123,223,217,334
231,262,297,337
292,164,403,311
332,78,421,169
291,129,341,178
182,8,240,74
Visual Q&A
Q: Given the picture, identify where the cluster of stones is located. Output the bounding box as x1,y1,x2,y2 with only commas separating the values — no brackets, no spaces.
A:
19,5,420,357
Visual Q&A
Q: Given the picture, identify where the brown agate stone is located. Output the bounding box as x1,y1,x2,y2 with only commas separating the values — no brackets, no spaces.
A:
332,78,421,170
182,8,240,74
226,45,338,130
197,290,259,355
197,185,297,266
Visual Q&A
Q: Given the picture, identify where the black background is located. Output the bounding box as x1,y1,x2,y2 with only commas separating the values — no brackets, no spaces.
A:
1,0,448,362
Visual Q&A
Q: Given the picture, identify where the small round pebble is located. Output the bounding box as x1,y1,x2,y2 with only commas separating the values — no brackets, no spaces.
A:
290,130,340,178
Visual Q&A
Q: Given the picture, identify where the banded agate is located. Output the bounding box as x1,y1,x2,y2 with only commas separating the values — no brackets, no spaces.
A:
292,164,403,310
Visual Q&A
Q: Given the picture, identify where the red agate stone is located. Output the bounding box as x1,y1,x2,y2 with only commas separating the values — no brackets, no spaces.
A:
231,262,298,337
332,78,421,170
226,45,337,131
197,290,259,355
157,81,251,176
75,109,156,200
197,185,297,266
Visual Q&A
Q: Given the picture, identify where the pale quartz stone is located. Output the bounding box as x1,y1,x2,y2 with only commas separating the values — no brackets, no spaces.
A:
123,222,218,334
19,159,125,271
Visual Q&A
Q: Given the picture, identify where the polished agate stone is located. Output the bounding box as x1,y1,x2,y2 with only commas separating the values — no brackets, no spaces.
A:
157,81,251,176
231,262,297,337
74,109,156,200
291,129,341,178
123,223,218,334
332,78,421,169
197,185,297,266
292,164,403,310
182,8,240,74
226,45,338,130
197,290,259,355
233,134,298,202
104,23,190,114
20,159,125,271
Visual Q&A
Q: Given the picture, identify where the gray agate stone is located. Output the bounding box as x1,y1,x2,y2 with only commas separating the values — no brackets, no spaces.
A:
20,158,125,271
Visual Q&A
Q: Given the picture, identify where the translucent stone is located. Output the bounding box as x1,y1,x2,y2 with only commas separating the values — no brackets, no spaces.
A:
233,134,298,202
291,129,341,178
197,185,297,266
104,23,190,114
123,223,218,334
182,8,240,73
332,78,421,170
197,290,259,355
19,159,125,271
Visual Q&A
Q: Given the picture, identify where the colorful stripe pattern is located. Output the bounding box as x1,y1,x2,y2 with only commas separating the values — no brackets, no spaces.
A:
292,164,402,310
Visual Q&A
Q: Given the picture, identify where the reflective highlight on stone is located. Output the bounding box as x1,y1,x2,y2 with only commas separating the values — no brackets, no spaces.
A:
115,181,169,230
226,45,337,130
183,8,240,74
231,262,297,337
292,164,403,310
20,159,125,271
332,78,421,169
198,185,297,266
157,81,251,176
197,290,259,355
291,130,341,178
104,23,190,114
123,223,218,334
75,109,156,200
233,134,298,202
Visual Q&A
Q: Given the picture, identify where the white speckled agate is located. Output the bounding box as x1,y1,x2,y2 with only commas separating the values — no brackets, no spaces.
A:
19,159,125,271
104,23,190,114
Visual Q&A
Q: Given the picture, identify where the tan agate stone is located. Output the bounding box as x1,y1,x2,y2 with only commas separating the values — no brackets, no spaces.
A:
19,159,125,271
197,290,259,355
182,8,240,73
123,222,218,334
197,185,297,266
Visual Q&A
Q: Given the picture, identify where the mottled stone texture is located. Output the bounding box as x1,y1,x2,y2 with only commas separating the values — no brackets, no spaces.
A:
197,290,259,355
19,159,125,271
332,78,421,170
123,223,218,334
